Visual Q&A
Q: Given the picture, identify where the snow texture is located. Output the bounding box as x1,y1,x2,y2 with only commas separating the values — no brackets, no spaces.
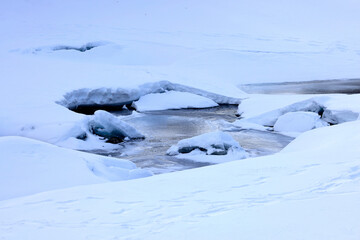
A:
133,91,219,111
0,136,151,200
167,131,246,156
1,0,360,239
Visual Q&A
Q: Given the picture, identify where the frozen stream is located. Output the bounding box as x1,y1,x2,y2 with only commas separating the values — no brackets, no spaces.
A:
90,105,293,174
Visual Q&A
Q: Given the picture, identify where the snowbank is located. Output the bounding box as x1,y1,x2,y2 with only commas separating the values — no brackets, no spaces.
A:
133,91,218,111
0,136,151,200
167,131,246,157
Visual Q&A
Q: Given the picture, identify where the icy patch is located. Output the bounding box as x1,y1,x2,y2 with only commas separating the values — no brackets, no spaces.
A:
0,136,151,200
58,81,241,114
133,91,218,111
167,131,247,157
274,111,328,134
89,110,144,142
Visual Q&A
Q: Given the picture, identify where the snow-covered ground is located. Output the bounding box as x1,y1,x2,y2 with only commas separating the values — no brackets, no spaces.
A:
1,0,360,239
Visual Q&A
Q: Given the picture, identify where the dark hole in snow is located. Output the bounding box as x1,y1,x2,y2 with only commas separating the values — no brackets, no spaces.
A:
105,137,125,144
178,146,207,154
52,42,103,52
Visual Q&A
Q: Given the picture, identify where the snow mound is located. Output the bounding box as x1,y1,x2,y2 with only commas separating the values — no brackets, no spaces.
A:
58,81,241,112
89,110,144,141
274,111,328,134
167,131,246,156
133,91,218,111
0,136,151,200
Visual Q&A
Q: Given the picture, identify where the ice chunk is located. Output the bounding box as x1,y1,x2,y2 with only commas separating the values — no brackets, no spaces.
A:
274,111,328,133
89,110,144,141
167,131,245,156
133,91,218,111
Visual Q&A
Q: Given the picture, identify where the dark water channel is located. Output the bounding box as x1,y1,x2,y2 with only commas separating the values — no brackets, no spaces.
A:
91,105,293,174
239,78,360,94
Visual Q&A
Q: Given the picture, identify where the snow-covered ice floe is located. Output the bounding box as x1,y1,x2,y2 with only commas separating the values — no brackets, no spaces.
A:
0,136,152,200
89,110,144,140
58,81,241,112
234,95,360,135
57,110,144,149
167,131,248,163
133,91,219,111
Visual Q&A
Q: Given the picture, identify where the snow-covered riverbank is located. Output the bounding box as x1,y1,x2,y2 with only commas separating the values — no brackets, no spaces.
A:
1,120,360,239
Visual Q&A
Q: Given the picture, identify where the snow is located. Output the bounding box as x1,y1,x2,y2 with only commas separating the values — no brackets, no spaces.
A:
1,120,360,239
133,91,219,111
1,0,360,239
167,131,246,157
0,136,151,201
274,111,328,135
